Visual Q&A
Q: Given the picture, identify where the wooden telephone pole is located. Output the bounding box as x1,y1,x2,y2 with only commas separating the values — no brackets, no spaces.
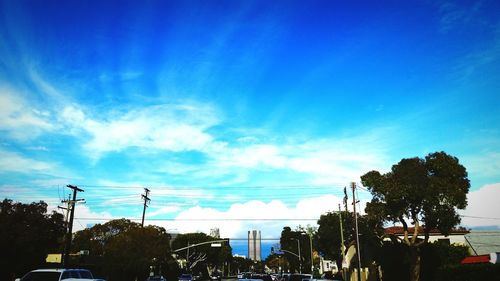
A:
62,185,84,267
351,182,362,281
141,188,151,227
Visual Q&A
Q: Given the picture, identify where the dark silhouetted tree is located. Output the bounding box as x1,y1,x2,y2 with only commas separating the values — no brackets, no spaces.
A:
72,219,176,281
171,232,232,278
361,151,470,281
0,199,65,280
316,211,382,272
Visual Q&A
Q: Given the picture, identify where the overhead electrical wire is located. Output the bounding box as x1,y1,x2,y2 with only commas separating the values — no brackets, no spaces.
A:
78,184,349,190
74,217,320,221
460,215,500,220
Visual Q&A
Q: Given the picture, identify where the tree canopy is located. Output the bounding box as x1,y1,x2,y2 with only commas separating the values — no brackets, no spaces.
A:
360,151,470,281
72,219,177,281
316,211,382,268
0,199,66,280
279,226,315,274
171,232,232,276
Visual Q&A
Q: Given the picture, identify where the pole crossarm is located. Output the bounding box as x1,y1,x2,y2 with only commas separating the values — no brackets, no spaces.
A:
173,239,229,253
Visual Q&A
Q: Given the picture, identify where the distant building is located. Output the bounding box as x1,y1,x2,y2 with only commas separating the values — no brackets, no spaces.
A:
248,230,261,261
319,257,338,274
384,226,470,245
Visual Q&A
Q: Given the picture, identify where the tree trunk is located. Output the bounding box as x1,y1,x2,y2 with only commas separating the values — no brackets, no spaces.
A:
409,247,421,281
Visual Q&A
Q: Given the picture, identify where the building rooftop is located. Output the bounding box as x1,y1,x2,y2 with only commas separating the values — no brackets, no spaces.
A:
384,226,470,235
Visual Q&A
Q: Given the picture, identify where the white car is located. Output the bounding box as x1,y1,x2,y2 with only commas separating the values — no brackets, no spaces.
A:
15,268,105,281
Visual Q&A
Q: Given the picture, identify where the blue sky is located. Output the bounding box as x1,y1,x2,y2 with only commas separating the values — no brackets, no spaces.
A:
1,0,499,257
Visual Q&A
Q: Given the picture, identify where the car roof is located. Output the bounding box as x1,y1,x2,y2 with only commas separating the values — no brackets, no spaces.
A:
31,269,65,272
31,269,90,272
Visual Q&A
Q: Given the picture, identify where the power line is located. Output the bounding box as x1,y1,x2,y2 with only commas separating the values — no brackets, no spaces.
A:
77,184,349,190
466,232,500,236
468,242,500,247
74,217,319,221
460,215,500,220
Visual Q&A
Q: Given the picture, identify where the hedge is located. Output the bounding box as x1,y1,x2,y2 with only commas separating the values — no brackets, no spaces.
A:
435,263,500,281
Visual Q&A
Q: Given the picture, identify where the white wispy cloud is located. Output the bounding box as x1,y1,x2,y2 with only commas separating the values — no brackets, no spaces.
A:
31,178,73,188
3,67,393,188
60,103,220,159
0,86,54,140
202,132,390,185
0,149,54,174
437,0,484,33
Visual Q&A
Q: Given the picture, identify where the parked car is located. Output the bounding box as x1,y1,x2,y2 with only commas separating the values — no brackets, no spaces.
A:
178,274,193,281
288,274,312,281
280,273,291,281
15,268,104,281
146,276,166,281
210,271,221,281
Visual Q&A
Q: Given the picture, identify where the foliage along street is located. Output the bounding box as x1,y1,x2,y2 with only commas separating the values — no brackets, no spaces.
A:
3,152,497,281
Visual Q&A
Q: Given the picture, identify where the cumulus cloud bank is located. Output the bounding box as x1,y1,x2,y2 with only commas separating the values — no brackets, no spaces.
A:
461,183,500,229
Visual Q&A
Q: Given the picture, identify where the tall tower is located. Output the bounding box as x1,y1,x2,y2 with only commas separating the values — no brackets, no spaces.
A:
248,230,261,261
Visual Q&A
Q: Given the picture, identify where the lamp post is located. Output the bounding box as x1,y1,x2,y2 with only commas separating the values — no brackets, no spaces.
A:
291,238,301,274
307,233,313,274
298,232,314,274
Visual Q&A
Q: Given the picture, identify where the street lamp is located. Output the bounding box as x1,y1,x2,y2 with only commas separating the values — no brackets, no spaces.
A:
303,233,313,274
297,232,314,274
291,238,301,274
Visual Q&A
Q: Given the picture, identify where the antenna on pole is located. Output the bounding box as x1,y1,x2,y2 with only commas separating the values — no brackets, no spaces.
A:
141,188,151,227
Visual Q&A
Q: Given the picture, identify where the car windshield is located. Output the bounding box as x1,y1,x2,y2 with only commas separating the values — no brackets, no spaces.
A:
79,270,93,278
22,272,61,281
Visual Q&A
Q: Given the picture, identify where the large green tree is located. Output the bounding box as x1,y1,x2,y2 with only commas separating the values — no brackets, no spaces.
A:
316,211,382,270
230,256,256,274
72,219,176,281
171,232,232,276
361,151,470,281
279,227,315,274
72,218,140,258
0,199,66,280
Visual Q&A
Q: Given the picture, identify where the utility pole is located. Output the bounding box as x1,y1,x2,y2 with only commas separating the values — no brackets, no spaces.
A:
186,242,190,270
141,188,151,227
63,184,84,268
308,233,313,274
58,194,72,227
338,204,346,279
291,238,301,274
343,186,349,213
59,193,72,254
351,182,362,281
